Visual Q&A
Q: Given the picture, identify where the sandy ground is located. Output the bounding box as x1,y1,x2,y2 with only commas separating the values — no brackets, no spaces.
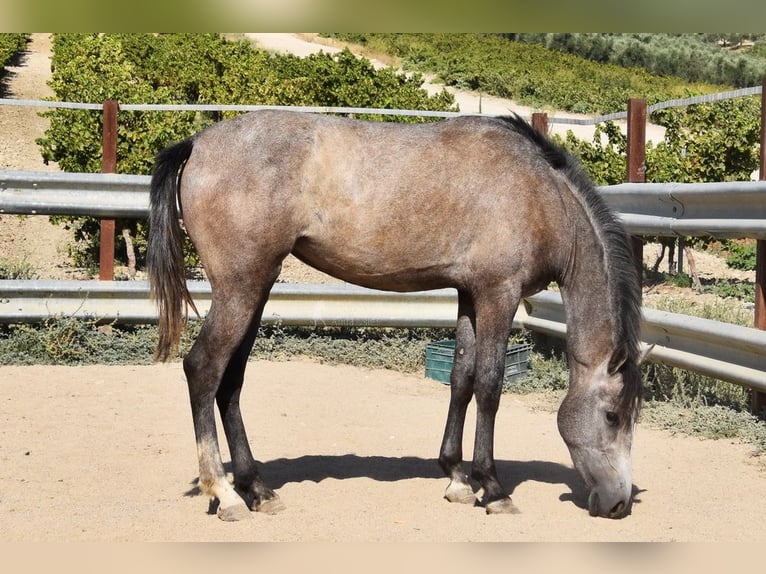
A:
1,360,765,542
0,34,78,280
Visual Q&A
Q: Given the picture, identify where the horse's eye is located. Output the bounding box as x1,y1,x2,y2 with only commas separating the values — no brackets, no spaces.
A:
605,411,619,427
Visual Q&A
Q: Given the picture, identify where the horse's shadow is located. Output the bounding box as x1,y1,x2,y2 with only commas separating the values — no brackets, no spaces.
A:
183,454,632,513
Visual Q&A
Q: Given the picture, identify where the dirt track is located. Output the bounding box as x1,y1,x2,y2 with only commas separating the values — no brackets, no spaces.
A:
1,360,766,542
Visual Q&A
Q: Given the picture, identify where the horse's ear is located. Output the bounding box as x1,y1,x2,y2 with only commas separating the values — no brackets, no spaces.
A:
607,345,628,375
638,344,655,366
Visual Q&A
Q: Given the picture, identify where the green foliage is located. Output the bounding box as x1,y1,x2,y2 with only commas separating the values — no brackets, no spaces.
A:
37,33,456,269
647,98,761,184
648,293,753,326
0,316,453,370
704,279,755,302
514,350,570,393
641,402,766,452
725,240,757,271
0,34,29,70
511,33,766,89
0,257,37,280
249,324,449,372
669,272,693,288
38,34,204,269
643,358,752,412
326,33,724,115
0,317,157,365
552,98,761,265
324,34,760,192
555,97,761,189
553,121,626,185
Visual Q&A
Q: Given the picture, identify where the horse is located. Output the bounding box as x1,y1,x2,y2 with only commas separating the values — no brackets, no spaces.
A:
147,110,645,521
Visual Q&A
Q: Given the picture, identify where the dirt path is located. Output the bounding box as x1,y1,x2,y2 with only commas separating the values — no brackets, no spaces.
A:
0,33,79,280
1,360,765,542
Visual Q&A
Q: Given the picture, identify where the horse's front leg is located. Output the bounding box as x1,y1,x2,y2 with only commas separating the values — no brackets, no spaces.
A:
438,292,478,505
470,291,521,515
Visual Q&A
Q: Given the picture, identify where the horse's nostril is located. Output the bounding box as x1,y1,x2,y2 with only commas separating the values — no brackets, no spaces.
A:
609,500,626,517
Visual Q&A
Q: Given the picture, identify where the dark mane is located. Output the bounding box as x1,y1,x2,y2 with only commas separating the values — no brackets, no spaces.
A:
496,114,644,421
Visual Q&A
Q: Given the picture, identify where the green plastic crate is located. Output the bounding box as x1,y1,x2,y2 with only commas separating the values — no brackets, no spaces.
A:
425,340,533,385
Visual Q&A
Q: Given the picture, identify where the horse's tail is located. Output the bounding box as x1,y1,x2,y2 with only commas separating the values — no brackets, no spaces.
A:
147,138,198,362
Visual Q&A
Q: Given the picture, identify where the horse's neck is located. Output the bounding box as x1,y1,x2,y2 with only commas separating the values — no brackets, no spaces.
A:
558,226,616,368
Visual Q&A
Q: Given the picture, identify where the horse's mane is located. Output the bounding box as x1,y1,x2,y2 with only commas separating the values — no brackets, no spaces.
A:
495,114,644,422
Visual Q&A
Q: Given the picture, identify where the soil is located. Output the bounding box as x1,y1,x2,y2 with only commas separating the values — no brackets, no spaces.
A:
1,34,764,543
2,360,766,542
0,34,79,280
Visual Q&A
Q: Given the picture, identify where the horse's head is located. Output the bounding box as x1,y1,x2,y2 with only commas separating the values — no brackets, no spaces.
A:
556,346,646,519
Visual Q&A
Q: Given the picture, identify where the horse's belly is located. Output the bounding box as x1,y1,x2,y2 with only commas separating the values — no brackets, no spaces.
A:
290,238,458,292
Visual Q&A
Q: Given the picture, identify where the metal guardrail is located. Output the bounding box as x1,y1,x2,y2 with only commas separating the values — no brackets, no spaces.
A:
1,280,764,392
2,84,762,124
601,181,766,239
521,291,766,392
2,171,766,239
0,280,459,328
0,171,149,218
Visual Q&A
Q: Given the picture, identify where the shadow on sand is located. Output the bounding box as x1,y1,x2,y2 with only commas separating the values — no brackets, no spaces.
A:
0,48,31,99
183,453,613,513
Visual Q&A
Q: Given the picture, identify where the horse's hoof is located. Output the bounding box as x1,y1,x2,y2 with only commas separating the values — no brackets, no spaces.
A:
445,481,477,505
217,502,253,522
485,497,521,515
255,495,286,515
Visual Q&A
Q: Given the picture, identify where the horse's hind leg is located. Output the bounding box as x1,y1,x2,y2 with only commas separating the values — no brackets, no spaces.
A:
216,308,285,515
438,291,478,506
184,286,273,521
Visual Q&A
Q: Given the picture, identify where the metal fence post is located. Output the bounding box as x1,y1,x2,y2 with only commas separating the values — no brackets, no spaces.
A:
753,79,766,414
626,98,647,282
99,100,118,281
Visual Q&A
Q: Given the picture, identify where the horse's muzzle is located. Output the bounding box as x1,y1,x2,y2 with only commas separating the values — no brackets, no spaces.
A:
588,489,630,519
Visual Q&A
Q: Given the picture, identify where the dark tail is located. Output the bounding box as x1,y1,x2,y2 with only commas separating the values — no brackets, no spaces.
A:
147,138,198,362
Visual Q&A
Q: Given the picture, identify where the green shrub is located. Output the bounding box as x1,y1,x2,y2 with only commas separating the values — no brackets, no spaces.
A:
647,294,753,326
0,257,37,280
704,279,755,302
0,34,28,69
326,33,724,115
641,402,766,452
511,33,766,89
725,240,757,271
0,317,157,365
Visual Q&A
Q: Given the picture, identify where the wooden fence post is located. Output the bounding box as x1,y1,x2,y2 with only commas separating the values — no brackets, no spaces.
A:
753,78,766,414
99,99,118,281
531,112,548,135
626,98,647,283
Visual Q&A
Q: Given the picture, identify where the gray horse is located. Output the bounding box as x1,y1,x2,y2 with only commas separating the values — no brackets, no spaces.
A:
147,110,645,521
